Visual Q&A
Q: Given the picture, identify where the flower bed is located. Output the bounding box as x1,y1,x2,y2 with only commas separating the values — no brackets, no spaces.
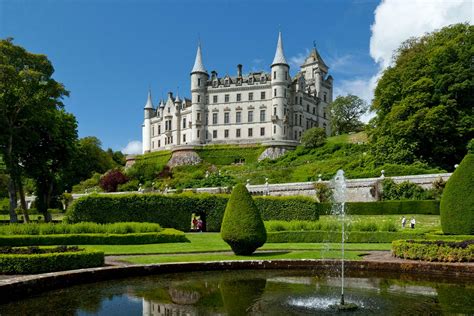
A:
392,239,474,262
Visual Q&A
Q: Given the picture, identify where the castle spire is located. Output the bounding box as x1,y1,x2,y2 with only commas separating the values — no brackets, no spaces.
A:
271,31,288,66
144,89,153,109
191,43,207,74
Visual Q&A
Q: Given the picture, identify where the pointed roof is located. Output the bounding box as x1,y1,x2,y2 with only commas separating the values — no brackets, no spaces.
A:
159,99,165,108
174,92,181,103
271,31,288,67
191,43,207,74
302,47,328,69
144,90,153,109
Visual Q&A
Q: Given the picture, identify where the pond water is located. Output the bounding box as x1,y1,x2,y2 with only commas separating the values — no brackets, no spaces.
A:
1,269,473,315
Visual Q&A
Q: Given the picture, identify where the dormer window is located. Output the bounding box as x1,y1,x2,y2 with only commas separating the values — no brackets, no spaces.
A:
213,79,218,88
168,107,170,113
261,76,266,83
225,78,230,86
248,76,253,85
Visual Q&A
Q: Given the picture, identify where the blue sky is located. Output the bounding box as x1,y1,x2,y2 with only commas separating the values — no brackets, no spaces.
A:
0,0,471,153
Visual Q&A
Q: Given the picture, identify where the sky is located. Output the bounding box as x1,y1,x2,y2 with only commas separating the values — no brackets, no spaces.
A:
0,0,471,154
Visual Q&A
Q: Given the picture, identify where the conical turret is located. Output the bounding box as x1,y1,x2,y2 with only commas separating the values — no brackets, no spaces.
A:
191,43,207,74
144,89,153,109
271,32,288,66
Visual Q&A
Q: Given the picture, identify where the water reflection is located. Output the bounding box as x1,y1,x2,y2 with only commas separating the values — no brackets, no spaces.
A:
1,270,473,315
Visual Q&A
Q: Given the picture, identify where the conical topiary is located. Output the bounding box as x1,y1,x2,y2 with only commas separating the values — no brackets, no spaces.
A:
220,183,267,255
440,153,474,234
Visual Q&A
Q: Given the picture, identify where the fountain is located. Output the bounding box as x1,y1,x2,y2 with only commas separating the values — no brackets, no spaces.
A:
330,169,357,311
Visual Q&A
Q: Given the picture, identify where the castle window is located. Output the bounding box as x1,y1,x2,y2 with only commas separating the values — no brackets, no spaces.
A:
224,112,230,124
152,125,155,136
307,105,309,112
213,130,217,138
206,96,209,103
213,80,218,88
248,128,253,137
260,110,266,122
198,78,201,86
294,114,298,124
182,118,186,128
274,89,277,97
158,125,161,135
224,129,229,138
152,141,154,149
284,89,287,98
273,71,276,80
299,97,302,105
183,134,186,143
248,110,254,122
294,131,297,140
299,131,302,138
236,128,241,138
261,76,266,83
249,77,253,84
261,91,266,100
248,92,253,101
206,114,209,125
273,125,276,134
299,115,302,126
313,107,316,114
197,130,200,138
213,95,218,103
295,96,298,103
260,127,265,136
324,92,327,102
158,140,161,147
197,95,201,103
225,94,229,102
212,113,218,124
197,112,201,121
285,71,288,80
168,107,170,113
236,93,241,102
225,78,229,86
236,111,241,123
323,111,326,119
273,107,277,116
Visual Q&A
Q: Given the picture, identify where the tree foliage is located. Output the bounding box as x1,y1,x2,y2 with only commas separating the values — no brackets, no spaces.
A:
369,24,473,170
99,169,128,192
329,94,368,135
300,127,327,148
0,38,76,221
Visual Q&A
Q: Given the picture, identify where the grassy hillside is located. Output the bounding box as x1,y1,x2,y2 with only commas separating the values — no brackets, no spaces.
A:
135,132,445,189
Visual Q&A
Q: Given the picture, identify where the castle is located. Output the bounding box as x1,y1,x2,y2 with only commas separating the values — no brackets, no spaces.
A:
142,32,333,156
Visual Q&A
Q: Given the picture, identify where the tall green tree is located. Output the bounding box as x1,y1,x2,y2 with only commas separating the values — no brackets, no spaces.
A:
0,38,74,222
369,24,473,170
329,94,368,135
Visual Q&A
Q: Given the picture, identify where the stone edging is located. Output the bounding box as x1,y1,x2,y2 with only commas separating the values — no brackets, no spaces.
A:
1,259,473,304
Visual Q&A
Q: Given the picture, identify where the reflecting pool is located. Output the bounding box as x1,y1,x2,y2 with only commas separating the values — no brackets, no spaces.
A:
1,269,473,315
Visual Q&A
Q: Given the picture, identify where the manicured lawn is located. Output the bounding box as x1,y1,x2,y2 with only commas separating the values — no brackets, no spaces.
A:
118,250,365,264
0,214,64,221
82,233,391,255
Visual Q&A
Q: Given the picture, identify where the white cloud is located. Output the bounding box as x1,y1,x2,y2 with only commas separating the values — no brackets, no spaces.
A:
121,140,142,155
327,54,353,73
288,49,310,69
370,0,472,69
334,0,472,122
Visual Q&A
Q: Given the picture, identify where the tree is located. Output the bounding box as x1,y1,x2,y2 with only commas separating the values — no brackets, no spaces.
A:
369,24,473,170
220,184,266,255
329,94,368,135
0,38,70,222
300,127,327,148
99,169,128,192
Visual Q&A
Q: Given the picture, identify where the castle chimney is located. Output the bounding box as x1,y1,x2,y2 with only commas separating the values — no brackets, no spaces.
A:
237,64,242,77
167,91,173,99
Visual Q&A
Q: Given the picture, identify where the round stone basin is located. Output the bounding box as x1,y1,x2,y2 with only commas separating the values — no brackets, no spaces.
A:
1,269,473,315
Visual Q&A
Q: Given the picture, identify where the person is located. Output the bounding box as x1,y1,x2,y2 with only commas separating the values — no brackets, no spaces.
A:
410,217,416,229
191,215,198,231
197,218,203,232
401,216,406,228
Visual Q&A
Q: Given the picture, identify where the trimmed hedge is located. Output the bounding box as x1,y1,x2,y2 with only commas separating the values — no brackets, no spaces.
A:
440,154,474,234
221,184,267,255
0,229,188,246
392,239,474,262
66,193,318,232
0,249,104,274
267,231,426,243
319,200,440,215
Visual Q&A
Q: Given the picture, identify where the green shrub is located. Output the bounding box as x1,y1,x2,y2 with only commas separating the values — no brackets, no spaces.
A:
196,145,265,165
440,154,474,235
267,231,425,243
392,239,474,262
301,127,327,148
0,198,9,214
0,222,162,235
221,184,267,255
66,193,317,232
0,249,104,274
381,179,433,200
117,179,140,192
0,229,187,246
